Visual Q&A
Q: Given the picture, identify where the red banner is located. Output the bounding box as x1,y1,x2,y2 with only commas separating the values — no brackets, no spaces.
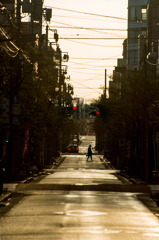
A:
24,125,31,155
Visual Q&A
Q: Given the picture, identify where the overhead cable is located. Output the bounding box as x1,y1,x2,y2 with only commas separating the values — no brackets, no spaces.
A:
59,37,126,40
146,60,159,66
70,79,102,93
44,5,127,21
51,26,127,31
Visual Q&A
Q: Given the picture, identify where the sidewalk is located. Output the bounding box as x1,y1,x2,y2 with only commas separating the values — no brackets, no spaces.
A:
0,157,65,203
102,157,159,199
0,182,19,203
115,168,159,215
0,172,45,203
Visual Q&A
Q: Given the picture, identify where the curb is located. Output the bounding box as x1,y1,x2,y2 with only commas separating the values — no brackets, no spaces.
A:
100,157,114,170
18,157,65,184
20,170,47,184
100,157,144,185
51,156,65,169
0,157,65,202
118,172,146,185
0,192,12,202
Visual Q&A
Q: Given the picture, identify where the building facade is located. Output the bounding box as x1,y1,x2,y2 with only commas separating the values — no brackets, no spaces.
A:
127,0,148,70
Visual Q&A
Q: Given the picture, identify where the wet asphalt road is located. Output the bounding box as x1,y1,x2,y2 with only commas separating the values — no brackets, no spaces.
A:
1,136,159,239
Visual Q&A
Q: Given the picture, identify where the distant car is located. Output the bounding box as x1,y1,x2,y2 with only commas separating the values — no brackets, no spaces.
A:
68,144,79,153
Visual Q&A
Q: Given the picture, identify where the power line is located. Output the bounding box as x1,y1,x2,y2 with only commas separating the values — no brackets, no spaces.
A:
49,20,126,42
49,36,124,48
50,20,126,38
146,60,159,66
48,21,126,39
51,14,126,23
69,62,116,69
70,79,102,94
44,5,127,21
74,87,101,89
69,60,115,65
61,38,123,47
70,57,121,60
59,37,126,40
69,70,104,75
0,45,19,58
49,25,126,31
53,26,127,31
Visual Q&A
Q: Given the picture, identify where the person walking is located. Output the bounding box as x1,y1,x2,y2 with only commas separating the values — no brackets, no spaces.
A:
87,145,92,161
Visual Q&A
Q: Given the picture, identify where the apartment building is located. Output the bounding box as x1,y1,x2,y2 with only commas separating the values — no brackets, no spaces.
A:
127,0,148,70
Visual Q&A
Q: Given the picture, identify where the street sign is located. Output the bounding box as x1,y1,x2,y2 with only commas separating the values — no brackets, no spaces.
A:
13,95,20,104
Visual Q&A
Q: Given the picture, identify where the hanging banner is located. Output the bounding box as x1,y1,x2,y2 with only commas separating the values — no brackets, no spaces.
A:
24,125,31,155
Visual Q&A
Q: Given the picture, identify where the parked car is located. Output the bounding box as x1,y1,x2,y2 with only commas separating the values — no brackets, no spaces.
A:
68,144,79,153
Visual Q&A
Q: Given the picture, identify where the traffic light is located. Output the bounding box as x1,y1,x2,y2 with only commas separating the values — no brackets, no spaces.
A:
73,106,77,110
96,111,100,115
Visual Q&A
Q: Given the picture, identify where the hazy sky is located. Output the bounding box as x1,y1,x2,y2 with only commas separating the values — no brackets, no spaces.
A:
43,0,128,100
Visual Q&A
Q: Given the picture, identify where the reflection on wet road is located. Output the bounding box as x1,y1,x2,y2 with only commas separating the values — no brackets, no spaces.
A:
1,136,159,239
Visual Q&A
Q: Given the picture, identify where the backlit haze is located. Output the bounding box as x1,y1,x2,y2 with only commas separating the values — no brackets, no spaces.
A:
44,0,127,100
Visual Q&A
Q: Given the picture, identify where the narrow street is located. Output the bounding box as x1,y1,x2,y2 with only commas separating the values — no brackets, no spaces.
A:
1,136,159,239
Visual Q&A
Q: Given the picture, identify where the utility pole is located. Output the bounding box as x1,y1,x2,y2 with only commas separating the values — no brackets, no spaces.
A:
105,69,107,98
59,47,62,107
8,0,21,180
141,44,149,183
17,0,21,33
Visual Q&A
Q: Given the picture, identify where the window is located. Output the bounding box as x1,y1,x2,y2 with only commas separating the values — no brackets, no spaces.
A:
142,8,147,21
129,7,136,20
129,6,141,21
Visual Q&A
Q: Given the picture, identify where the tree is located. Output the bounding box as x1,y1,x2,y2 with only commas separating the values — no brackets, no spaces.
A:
93,70,159,179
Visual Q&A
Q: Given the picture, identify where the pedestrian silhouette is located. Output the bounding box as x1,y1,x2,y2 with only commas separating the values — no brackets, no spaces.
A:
87,145,92,161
